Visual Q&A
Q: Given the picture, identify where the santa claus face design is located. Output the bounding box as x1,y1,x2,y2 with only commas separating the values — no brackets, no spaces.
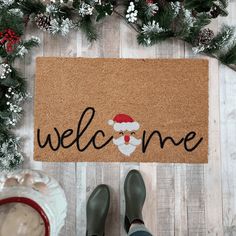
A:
108,114,142,156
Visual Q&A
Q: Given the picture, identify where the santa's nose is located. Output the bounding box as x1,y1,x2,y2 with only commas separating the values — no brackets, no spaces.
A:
124,135,130,143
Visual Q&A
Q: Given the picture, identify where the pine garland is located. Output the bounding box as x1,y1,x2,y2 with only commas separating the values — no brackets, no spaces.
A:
0,0,236,171
0,2,40,171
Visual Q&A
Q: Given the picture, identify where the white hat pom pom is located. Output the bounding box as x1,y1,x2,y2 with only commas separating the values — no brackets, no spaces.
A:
108,119,114,126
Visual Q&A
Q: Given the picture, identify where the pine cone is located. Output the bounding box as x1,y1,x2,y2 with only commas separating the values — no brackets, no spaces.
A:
210,6,221,18
35,13,51,31
197,28,214,46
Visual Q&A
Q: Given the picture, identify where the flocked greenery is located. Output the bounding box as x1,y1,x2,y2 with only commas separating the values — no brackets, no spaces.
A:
0,0,236,171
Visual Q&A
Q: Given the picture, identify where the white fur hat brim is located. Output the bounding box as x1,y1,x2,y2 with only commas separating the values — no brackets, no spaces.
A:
113,122,140,131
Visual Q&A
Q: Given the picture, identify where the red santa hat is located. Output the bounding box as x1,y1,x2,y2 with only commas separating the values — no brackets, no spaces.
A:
108,114,140,132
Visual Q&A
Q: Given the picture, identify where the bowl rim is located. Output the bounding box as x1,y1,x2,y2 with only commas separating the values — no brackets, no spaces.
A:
0,196,50,236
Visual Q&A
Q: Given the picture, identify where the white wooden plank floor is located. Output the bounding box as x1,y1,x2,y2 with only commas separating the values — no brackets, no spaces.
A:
16,1,236,235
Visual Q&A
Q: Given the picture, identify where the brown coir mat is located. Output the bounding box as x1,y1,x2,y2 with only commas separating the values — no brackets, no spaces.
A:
34,57,209,163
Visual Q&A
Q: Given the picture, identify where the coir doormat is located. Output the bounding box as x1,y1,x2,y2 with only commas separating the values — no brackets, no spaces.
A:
34,58,209,163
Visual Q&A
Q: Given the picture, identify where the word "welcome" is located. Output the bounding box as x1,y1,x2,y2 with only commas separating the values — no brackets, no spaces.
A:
37,107,203,153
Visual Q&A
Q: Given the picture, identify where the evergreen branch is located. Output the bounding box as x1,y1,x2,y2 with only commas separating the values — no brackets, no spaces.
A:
184,0,214,12
183,39,236,72
113,9,140,33
79,17,98,42
204,25,234,54
0,9,24,35
212,2,228,17
218,0,228,9
16,0,46,15
154,4,176,30
219,41,236,65
137,30,174,46
205,51,236,71
6,37,40,63
22,37,40,49
184,13,211,44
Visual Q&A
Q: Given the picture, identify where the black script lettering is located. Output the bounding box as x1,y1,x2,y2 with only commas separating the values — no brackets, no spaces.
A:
37,107,203,155
142,130,184,153
37,128,61,151
184,131,203,152
76,107,113,151
37,107,113,152
61,129,74,148
92,130,112,149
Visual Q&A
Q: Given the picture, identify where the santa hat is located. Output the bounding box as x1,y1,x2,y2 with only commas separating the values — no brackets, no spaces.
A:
108,114,140,132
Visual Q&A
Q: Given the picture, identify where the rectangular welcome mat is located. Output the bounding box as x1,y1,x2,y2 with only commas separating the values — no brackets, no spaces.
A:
34,58,209,163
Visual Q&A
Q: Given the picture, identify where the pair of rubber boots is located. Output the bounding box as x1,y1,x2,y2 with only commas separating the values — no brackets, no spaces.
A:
86,169,146,236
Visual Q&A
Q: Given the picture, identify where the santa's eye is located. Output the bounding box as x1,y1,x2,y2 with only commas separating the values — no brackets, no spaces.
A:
119,132,124,135
131,132,135,135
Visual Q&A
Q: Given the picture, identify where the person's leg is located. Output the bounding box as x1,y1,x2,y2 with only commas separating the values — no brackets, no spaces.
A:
86,184,110,236
128,223,152,236
124,170,153,236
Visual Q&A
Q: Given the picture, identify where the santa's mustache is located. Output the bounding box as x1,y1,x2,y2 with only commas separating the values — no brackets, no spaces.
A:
113,135,141,146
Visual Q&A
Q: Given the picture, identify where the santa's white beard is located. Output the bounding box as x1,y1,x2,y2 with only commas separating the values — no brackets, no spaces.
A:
113,136,141,156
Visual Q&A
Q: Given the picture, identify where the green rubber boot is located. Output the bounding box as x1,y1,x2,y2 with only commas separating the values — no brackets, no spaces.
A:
86,184,110,236
124,169,146,233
